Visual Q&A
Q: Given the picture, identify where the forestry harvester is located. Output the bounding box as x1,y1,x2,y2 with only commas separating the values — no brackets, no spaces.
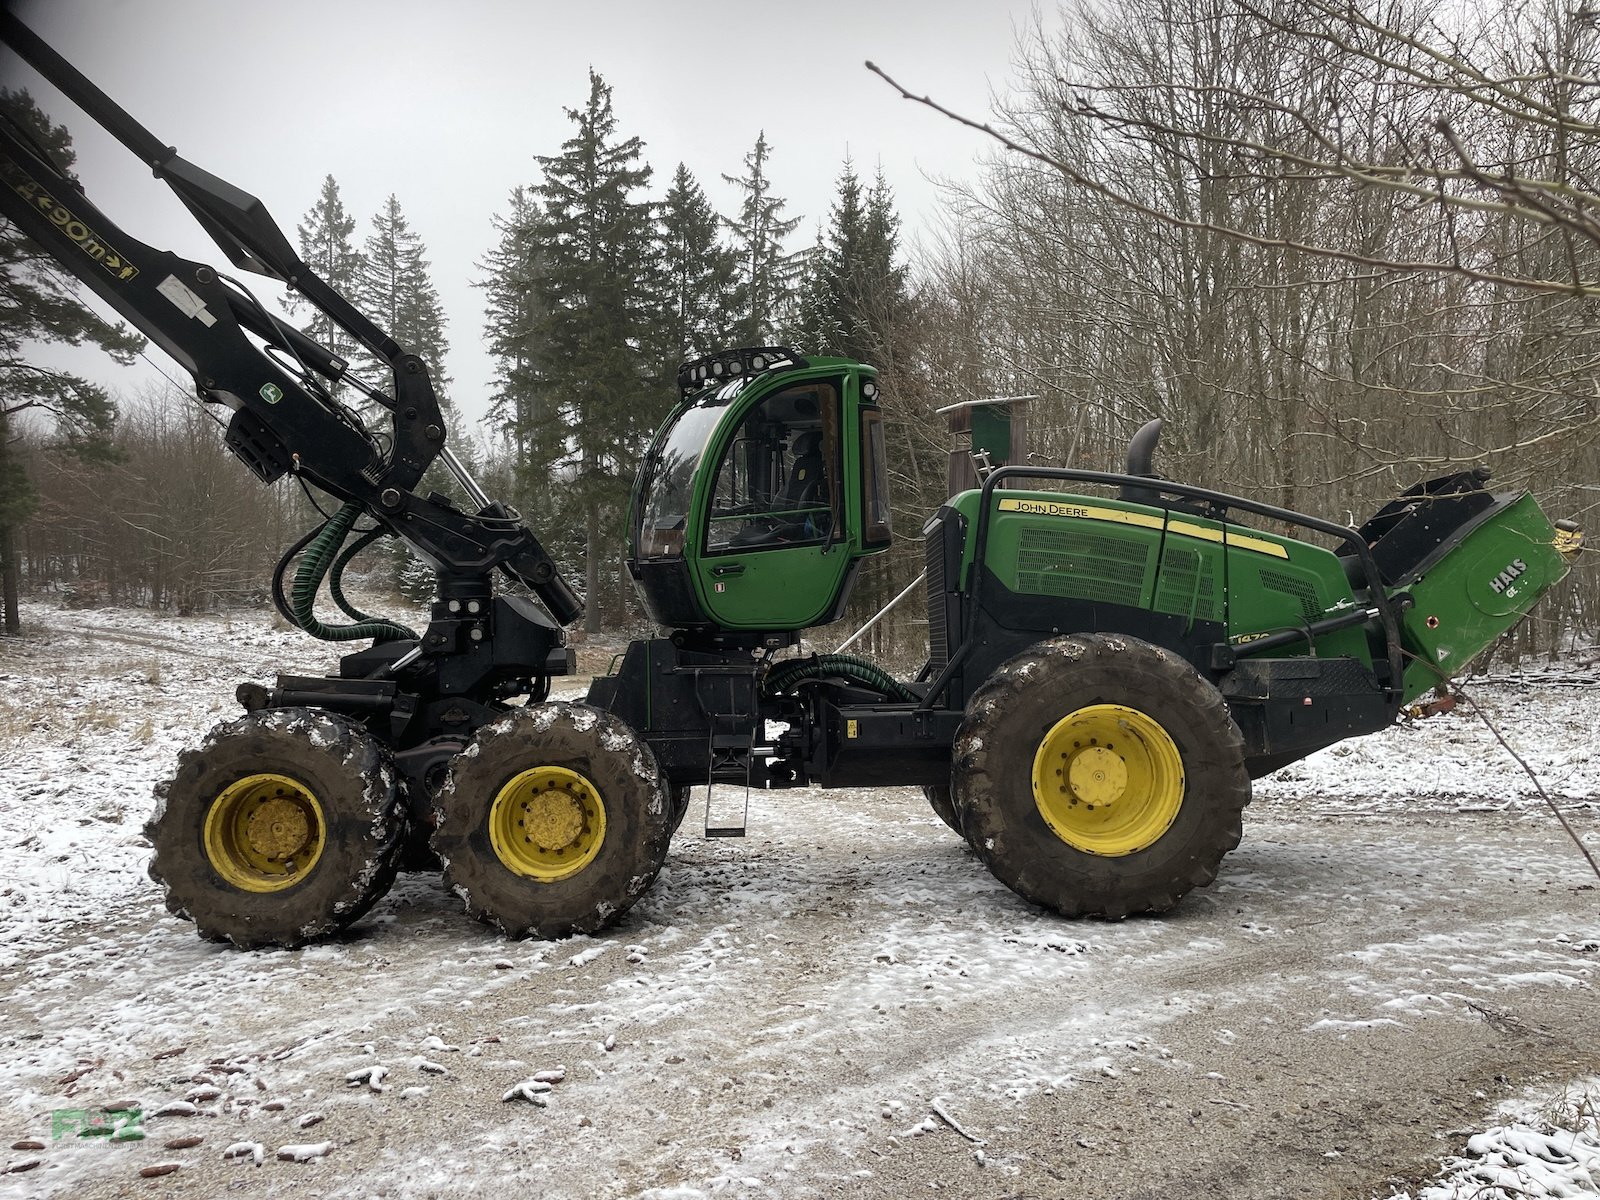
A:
1,14,1584,947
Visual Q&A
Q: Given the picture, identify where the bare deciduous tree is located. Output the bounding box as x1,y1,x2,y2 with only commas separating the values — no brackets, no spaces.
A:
874,0,1596,650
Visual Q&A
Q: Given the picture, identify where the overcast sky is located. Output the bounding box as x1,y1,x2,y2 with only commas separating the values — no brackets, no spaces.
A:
3,0,1034,434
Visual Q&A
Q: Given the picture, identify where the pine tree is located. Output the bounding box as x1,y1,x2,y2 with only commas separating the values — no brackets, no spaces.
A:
659,163,740,365
722,132,802,344
0,89,142,635
479,186,559,499
789,225,835,353
357,194,453,415
794,159,908,364
530,70,662,633
290,175,365,391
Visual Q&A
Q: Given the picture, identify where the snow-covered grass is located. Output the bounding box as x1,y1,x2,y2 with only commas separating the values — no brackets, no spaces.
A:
1388,1076,1600,1199
0,599,1596,1198
1255,672,1600,812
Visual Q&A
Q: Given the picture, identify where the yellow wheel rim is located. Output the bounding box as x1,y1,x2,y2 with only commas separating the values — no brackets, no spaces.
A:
202,773,326,893
1031,704,1184,857
488,766,607,883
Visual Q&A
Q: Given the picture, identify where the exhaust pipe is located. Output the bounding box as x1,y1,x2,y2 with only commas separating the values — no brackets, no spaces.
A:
1119,418,1164,505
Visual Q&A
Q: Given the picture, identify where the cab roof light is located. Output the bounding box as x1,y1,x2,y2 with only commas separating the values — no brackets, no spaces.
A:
677,345,809,397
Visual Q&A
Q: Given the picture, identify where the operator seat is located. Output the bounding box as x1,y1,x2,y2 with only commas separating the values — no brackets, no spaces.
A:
724,432,828,549
779,431,826,509
725,431,829,549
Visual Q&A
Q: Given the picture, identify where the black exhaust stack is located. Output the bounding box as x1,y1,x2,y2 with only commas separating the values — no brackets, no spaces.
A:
1119,418,1164,505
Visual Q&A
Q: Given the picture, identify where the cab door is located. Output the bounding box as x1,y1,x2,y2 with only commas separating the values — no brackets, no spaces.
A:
692,374,853,631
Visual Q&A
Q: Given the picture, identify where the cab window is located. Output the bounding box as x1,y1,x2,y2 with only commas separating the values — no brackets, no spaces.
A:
860,406,892,548
706,382,838,553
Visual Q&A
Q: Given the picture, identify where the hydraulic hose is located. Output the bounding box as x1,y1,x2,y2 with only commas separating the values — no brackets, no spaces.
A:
271,519,326,630
289,501,418,643
328,525,391,624
761,653,919,703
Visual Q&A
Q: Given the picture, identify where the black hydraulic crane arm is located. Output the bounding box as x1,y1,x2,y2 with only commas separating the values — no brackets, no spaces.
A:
0,10,581,625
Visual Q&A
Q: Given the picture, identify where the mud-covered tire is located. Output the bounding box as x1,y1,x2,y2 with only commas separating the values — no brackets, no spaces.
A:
923,784,962,835
952,634,1250,919
670,784,693,835
432,703,673,939
148,708,405,950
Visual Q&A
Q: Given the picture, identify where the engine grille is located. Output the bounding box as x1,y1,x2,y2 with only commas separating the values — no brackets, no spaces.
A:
1259,567,1322,622
1016,526,1148,607
1156,545,1222,622
925,514,950,670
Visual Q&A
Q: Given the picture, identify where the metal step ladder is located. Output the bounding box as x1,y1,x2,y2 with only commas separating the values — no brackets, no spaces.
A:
702,721,752,838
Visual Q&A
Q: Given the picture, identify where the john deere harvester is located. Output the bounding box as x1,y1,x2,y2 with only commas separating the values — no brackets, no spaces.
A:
0,12,1582,948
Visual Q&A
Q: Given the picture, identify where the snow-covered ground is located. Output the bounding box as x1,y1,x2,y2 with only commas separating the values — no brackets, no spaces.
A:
1390,1075,1600,1200
1,601,1596,1198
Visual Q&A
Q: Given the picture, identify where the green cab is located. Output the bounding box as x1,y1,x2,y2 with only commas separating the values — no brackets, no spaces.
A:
628,347,893,635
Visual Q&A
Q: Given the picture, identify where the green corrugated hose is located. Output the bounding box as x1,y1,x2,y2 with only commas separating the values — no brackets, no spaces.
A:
762,653,918,703
290,501,418,643
328,525,391,624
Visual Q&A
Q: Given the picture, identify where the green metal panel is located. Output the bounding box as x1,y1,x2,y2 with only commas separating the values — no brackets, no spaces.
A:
1225,548,1370,664
1397,492,1572,702
946,483,1573,697
947,487,1371,662
970,404,1014,466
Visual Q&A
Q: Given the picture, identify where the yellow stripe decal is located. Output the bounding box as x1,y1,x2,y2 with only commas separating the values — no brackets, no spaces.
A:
996,498,1290,559
1223,529,1290,560
1166,519,1223,545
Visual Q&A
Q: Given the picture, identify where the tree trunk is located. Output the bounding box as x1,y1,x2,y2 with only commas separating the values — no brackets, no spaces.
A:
616,546,633,626
584,499,601,636
1,523,20,636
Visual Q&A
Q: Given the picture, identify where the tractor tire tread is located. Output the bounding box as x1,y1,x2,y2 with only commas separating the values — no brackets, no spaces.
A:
148,708,404,950
432,702,672,941
952,634,1251,920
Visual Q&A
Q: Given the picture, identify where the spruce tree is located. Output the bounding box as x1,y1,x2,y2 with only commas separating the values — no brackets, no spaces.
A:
795,159,908,364
789,226,835,354
479,185,558,498
828,160,873,360
659,163,740,365
0,89,142,635
722,132,802,344
530,70,662,633
290,175,365,391
803,163,913,649
356,194,462,596
859,165,909,344
357,194,453,415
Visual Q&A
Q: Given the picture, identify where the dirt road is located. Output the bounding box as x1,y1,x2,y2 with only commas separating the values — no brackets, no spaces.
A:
3,785,1595,1199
